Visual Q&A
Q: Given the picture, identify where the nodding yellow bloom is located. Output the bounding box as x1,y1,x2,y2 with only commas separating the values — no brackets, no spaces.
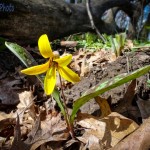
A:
21,34,80,95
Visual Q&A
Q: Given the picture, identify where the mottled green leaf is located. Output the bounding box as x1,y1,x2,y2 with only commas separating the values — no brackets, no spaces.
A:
70,65,150,123
5,42,66,116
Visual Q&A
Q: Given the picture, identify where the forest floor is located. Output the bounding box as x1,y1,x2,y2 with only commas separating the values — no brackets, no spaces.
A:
0,43,150,150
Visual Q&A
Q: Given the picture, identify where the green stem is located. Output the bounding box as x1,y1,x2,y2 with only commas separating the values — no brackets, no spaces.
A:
58,74,75,139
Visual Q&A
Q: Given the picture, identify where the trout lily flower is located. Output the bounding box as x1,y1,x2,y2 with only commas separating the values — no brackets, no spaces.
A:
21,34,80,95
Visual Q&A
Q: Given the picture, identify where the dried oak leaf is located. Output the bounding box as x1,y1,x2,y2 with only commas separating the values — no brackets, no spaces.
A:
10,115,27,150
94,96,111,118
113,79,141,123
16,91,36,123
81,134,104,150
111,117,150,150
11,113,69,150
24,114,69,150
0,112,15,138
77,112,139,148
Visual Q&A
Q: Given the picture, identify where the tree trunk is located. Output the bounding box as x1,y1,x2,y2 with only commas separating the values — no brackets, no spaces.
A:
0,0,138,44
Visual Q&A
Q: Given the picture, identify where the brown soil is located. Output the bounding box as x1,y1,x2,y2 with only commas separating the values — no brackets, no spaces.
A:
64,49,150,123
0,48,150,123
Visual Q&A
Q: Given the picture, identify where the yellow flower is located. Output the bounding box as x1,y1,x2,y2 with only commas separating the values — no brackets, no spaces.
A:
21,34,80,95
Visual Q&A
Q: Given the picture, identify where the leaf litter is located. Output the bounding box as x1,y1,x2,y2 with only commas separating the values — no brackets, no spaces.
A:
0,46,150,149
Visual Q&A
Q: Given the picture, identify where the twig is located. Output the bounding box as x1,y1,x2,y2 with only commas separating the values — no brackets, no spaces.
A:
86,0,106,43
126,54,130,73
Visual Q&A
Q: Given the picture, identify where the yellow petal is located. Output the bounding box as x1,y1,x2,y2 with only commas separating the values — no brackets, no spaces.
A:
58,66,80,83
44,66,56,95
38,34,53,58
21,61,49,75
54,54,72,66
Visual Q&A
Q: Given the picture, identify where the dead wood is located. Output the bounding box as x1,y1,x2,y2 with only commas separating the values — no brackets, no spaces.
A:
0,0,138,44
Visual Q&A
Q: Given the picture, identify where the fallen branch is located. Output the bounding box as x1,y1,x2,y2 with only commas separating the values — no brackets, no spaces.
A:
86,0,106,43
0,0,137,44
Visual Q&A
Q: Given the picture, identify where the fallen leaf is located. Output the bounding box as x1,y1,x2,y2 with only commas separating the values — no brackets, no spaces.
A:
0,78,21,105
16,91,36,123
78,134,104,150
137,96,150,121
94,96,111,118
26,116,68,150
71,49,114,77
111,117,150,150
10,115,27,150
123,79,136,106
80,54,90,77
17,91,34,110
0,112,13,121
77,112,139,148
0,137,6,148
0,112,15,137
113,80,141,123
10,113,69,150
126,39,134,49
64,139,81,150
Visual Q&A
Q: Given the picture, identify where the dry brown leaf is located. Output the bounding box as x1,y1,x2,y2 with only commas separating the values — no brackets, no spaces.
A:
95,96,111,118
0,112,13,121
71,49,118,78
0,118,16,138
10,115,27,150
0,137,6,148
123,79,136,107
0,117,15,130
113,80,141,123
0,78,21,105
16,91,36,123
78,134,104,150
0,112,15,137
111,117,150,150
25,114,68,150
10,113,68,150
80,54,90,77
71,50,86,75
126,39,134,49
108,52,117,62
64,139,81,150
17,91,34,109
77,112,139,148
137,97,150,121
87,50,108,64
